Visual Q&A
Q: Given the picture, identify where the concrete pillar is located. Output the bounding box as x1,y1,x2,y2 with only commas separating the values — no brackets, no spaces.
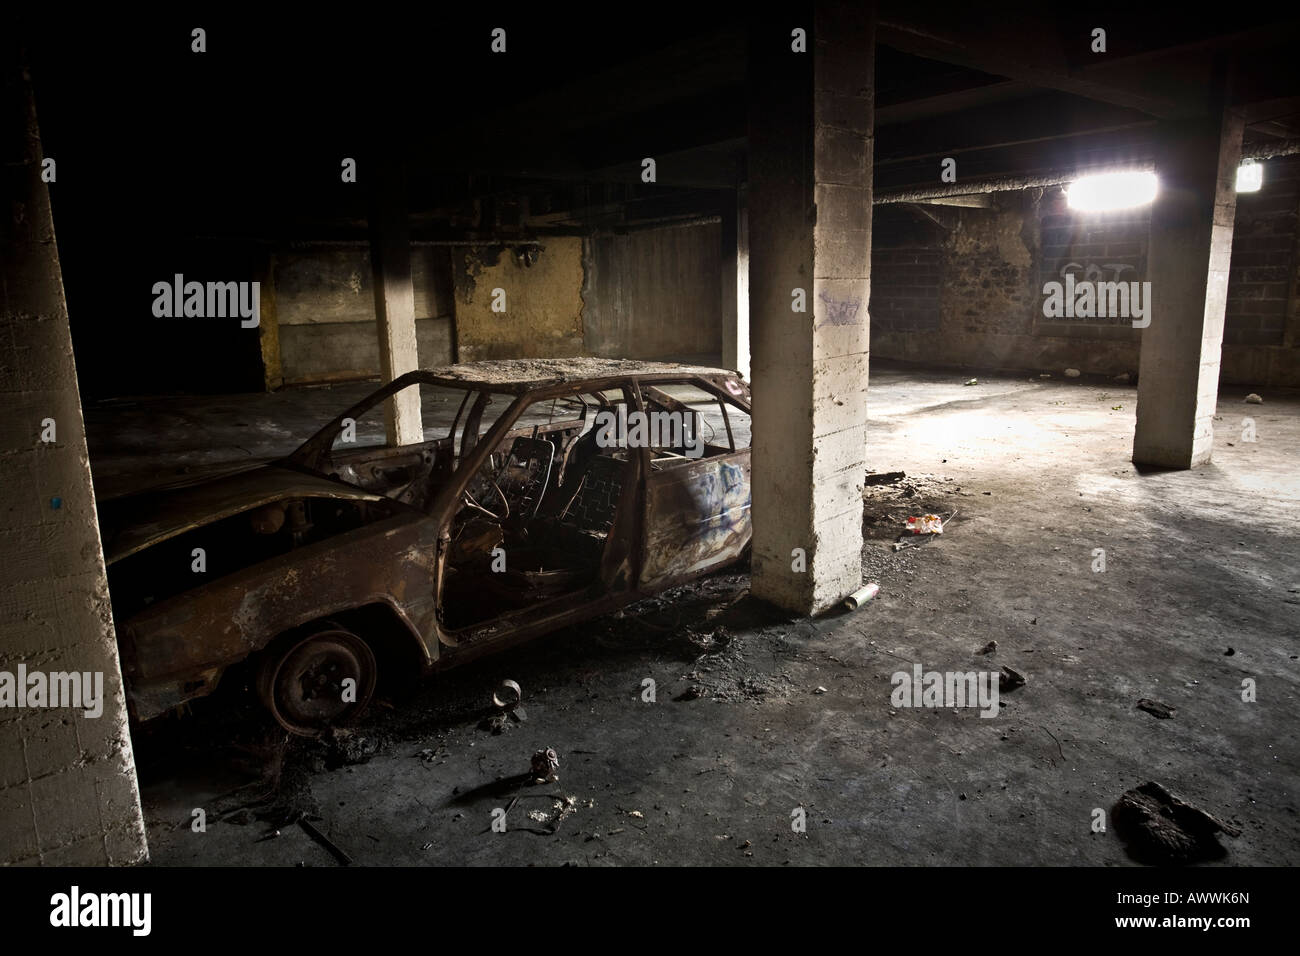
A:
721,185,751,380
367,158,423,446
748,2,874,615
1,43,147,864
1133,100,1245,468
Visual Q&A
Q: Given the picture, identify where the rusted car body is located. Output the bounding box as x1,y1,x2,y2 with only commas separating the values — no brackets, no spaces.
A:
98,359,753,734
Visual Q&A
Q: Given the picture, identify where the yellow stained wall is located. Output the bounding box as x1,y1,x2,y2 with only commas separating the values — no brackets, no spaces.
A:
452,237,585,361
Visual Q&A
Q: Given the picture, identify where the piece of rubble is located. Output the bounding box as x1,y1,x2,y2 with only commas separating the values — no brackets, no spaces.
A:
998,666,1026,691
863,470,907,486
530,748,560,783
978,641,998,655
1064,368,1081,378
1137,698,1175,719
1245,393,1263,404
480,713,513,734
1112,781,1240,864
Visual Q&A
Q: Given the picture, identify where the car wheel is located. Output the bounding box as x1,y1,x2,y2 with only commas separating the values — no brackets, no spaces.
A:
258,627,377,736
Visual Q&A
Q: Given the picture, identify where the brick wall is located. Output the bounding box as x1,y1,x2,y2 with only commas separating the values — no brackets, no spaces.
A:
870,156,1300,385
1225,155,1300,347
870,247,942,332
1038,192,1149,330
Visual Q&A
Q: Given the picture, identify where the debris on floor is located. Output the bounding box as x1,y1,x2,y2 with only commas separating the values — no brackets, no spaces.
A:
964,378,979,386
978,641,998,655
1245,393,1263,404
906,514,945,534
315,728,379,769
683,625,732,652
998,666,1026,691
843,582,880,610
492,679,522,709
863,470,908,486
1064,368,1081,378
1137,698,1176,719
1113,372,1131,383
1113,781,1241,864
530,748,560,783
480,712,514,735
296,814,353,866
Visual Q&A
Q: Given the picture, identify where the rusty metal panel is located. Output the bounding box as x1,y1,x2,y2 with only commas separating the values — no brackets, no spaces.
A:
100,467,386,565
639,452,751,590
122,512,439,716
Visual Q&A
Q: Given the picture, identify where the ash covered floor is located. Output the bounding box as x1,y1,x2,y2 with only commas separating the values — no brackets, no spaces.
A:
87,367,1300,866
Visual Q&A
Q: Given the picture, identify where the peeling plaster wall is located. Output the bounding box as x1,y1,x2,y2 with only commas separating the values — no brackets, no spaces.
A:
451,237,586,362
1,51,148,866
871,162,1300,387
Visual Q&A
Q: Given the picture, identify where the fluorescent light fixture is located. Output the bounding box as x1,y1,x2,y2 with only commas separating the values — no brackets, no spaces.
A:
1066,171,1158,212
1236,159,1262,193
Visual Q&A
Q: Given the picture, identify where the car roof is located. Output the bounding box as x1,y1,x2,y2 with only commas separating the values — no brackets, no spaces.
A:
418,358,738,393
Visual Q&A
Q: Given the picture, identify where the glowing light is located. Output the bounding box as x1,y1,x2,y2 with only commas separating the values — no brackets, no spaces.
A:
1236,160,1262,193
1066,171,1158,212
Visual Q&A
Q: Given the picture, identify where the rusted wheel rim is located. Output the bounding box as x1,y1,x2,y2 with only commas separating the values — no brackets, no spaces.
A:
266,630,376,736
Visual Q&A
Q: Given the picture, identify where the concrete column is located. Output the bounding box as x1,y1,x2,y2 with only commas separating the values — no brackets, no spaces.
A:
367,158,423,446
1,43,147,864
721,185,751,380
1133,101,1245,468
748,2,874,615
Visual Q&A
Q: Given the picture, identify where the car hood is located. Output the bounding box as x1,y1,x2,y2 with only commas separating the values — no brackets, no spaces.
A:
98,463,385,565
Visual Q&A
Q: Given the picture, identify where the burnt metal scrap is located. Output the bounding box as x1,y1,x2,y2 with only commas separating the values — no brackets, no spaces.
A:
100,360,753,735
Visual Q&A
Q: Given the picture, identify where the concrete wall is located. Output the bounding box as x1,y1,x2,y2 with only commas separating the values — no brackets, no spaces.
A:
583,221,723,362
267,244,456,386
261,225,726,384
450,237,587,362
871,155,1300,386
1,48,147,865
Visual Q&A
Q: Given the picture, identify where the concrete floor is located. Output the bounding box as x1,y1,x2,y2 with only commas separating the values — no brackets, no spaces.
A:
86,367,1300,866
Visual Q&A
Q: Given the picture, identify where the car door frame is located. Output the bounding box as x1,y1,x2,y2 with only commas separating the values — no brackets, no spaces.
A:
628,373,753,594
425,375,646,659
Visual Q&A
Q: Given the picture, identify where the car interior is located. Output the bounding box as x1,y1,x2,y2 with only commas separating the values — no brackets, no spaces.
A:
440,387,637,630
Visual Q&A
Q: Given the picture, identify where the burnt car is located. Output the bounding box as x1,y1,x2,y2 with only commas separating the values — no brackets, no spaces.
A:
98,359,753,735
